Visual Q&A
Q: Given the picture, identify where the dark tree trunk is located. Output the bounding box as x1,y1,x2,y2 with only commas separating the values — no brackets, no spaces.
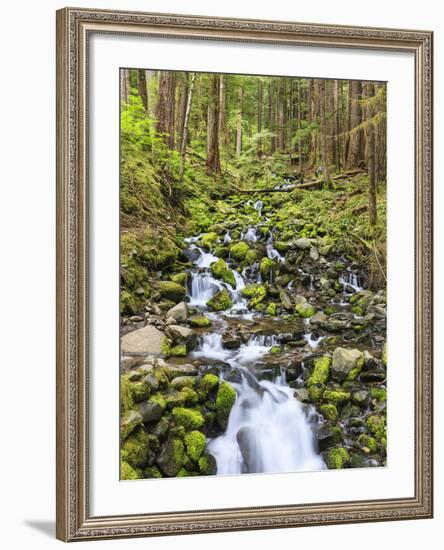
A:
236,86,243,157
179,73,196,180
206,75,221,174
346,80,364,168
176,74,189,150
156,71,177,148
319,79,331,187
137,70,148,112
257,80,263,158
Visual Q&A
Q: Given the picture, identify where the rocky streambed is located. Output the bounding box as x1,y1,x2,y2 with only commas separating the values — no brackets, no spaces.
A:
120,196,387,480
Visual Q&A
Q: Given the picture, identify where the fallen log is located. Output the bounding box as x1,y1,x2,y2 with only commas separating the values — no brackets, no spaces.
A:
237,169,366,194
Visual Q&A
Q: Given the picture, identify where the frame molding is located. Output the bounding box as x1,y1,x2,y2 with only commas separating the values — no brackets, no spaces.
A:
56,7,433,542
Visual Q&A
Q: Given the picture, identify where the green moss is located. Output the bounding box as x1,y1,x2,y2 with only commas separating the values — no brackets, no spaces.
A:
210,258,236,287
188,314,212,327
169,344,187,357
229,241,250,262
170,272,188,286
249,285,267,309
121,426,149,468
149,393,167,411
308,384,325,401
198,373,219,399
120,375,134,415
265,302,278,316
351,305,364,316
245,248,263,263
180,387,199,406
120,290,141,315
358,434,378,453
157,281,186,303
274,241,292,253
200,232,219,250
207,289,233,311
295,302,316,318
323,388,351,405
382,343,387,366
320,404,338,422
259,257,276,280
326,447,350,469
307,356,331,387
198,453,216,475
131,381,150,403
241,284,264,298
184,430,206,461
121,460,139,480
144,465,162,478
172,407,205,430
216,381,236,428
370,387,387,401
366,415,386,440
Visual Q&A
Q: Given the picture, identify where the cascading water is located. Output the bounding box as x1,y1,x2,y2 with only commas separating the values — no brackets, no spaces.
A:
184,207,326,476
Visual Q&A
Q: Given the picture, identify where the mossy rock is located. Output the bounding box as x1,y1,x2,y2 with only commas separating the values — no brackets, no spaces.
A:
308,384,325,402
259,257,276,281
323,388,351,405
245,248,263,263
120,290,142,316
188,314,212,328
382,343,387,366
370,387,387,402
326,447,350,469
207,289,233,311
121,426,149,468
229,241,250,262
198,373,219,400
295,302,316,318
210,258,236,287
143,465,162,479
169,344,187,357
216,381,236,429
249,285,267,309
307,356,331,387
200,232,219,250
358,434,378,453
120,375,135,415
366,415,386,440
241,284,263,298
120,410,143,441
171,407,205,430
170,272,188,286
184,430,206,461
320,404,338,422
121,460,139,480
179,387,199,406
157,281,186,303
266,302,278,316
156,437,185,477
274,241,292,253
198,453,217,475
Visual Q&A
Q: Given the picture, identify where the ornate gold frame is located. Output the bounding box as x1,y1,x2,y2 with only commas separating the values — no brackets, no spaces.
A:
56,7,433,542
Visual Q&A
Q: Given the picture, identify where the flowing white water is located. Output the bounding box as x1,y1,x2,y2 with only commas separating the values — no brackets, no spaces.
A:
266,233,285,263
188,271,223,307
254,200,263,217
339,269,363,293
241,227,258,242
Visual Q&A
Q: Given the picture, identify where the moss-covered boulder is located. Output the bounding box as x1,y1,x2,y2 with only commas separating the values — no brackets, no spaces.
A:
157,281,186,303
366,415,386,440
216,381,236,429
120,410,143,440
229,242,250,262
170,272,188,286
320,404,338,422
121,460,139,480
358,434,378,453
156,437,185,477
188,314,212,327
121,426,149,468
331,347,364,382
210,258,236,287
198,453,217,475
307,356,331,387
326,447,350,469
259,257,276,281
207,289,233,311
171,407,205,430
198,373,219,400
245,248,263,263
200,232,219,250
323,388,351,405
249,285,267,309
265,302,278,316
184,430,206,461
317,425,343,451
295,301,316,318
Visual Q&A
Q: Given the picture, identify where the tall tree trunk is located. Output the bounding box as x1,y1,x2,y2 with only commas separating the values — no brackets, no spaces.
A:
120,69,129,103
257,80,263,158
156,71,177,148
176,74,189,150
366,82,377,225
219,74,227,149
346,80,363,168
319,79,331,187
269,81,276,154
206,75,221,174
137,69,148,112
236,87,243,157
179,73,196,180
333,79,341,170
297,79,303,175
277,80,285,151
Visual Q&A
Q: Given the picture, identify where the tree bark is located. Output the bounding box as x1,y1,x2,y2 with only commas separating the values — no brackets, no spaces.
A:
257,80,263,158
179,73,196,180
236,86,243,157
137,70,148,112
176,74,189,150
346,80,364,168
277,80,285,151
156,71,177,148
206,75,221,174
319,79,331,187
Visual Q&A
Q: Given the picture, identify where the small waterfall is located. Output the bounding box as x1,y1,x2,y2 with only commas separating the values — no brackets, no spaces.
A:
188,271,223,307
223,231,232,244
266,233,285,263
241,227,258,242
254,200,263,217
339,268,363,293
303,332,325,349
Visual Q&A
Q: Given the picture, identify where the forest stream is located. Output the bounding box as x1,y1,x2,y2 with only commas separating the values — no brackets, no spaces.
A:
120,192,387,479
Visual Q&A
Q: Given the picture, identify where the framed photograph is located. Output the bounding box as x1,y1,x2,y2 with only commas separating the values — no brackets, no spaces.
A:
56,7,433,542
